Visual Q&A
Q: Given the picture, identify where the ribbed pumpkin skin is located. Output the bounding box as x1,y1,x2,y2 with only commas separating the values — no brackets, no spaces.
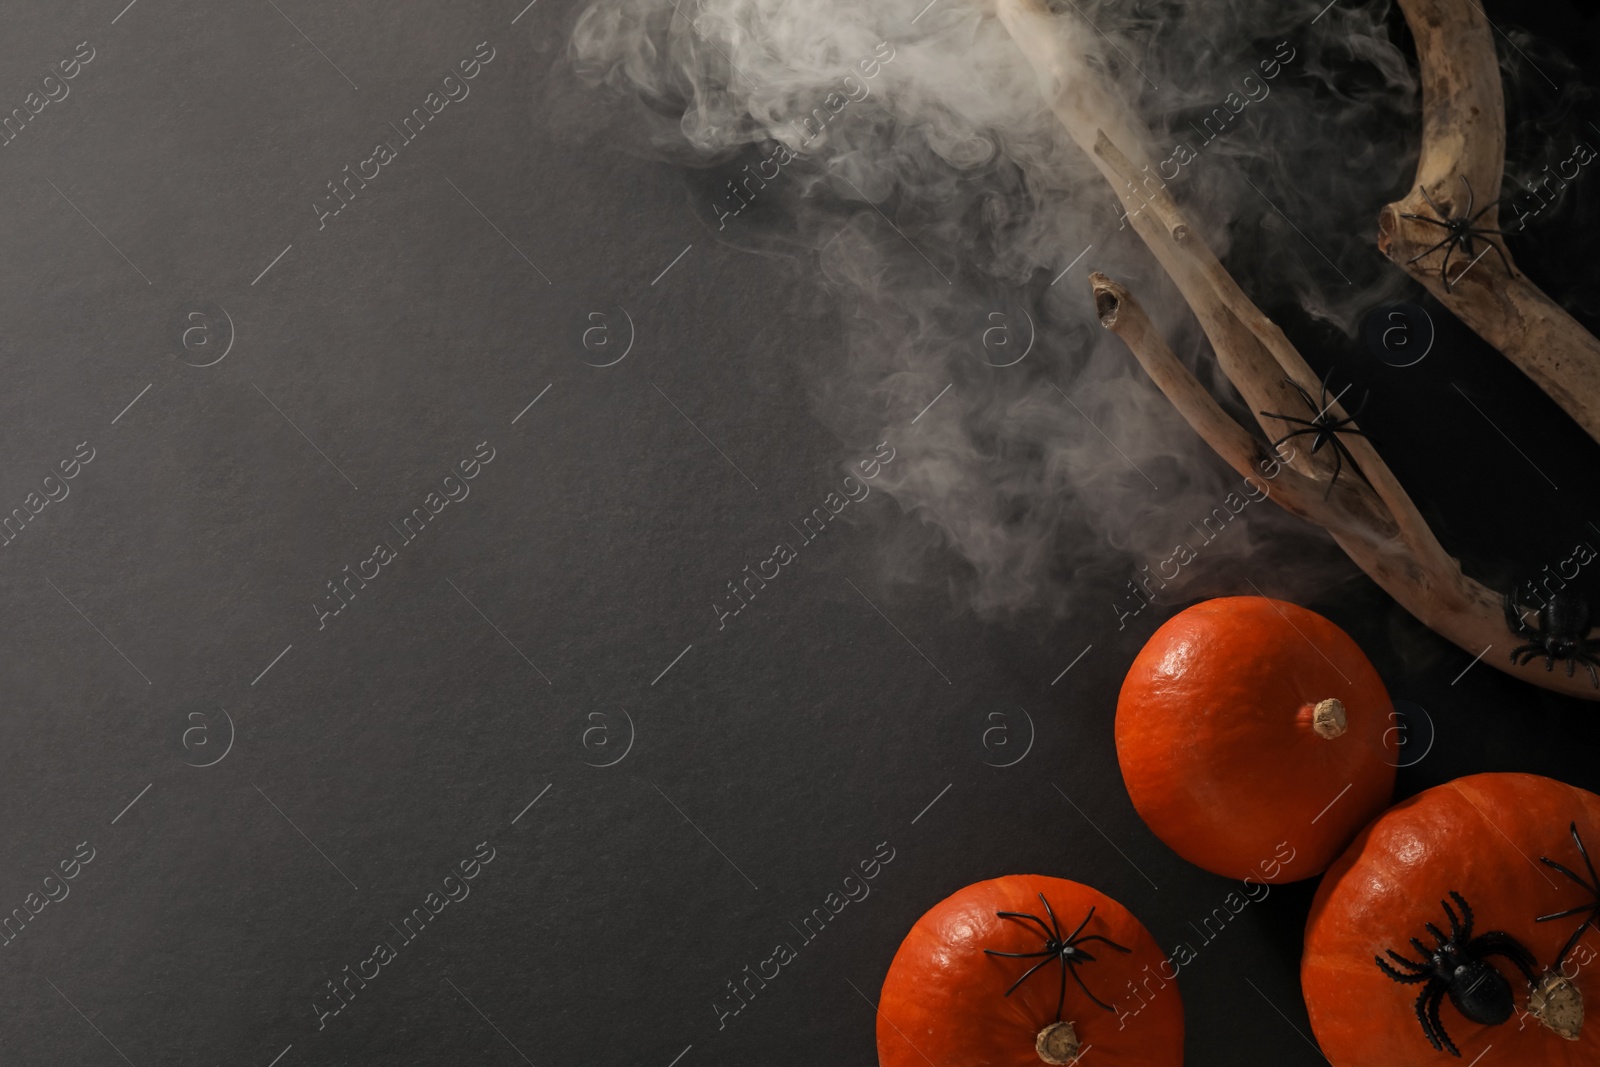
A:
1115,597,1398,881
1304,773,1600,1066
877,875,1183,1067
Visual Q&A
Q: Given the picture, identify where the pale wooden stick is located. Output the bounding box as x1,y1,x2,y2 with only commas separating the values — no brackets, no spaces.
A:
1087,273,1358,530
992,0,1599,698
1091,274,1594,698
995,0,1446,564
1378,0,1600,446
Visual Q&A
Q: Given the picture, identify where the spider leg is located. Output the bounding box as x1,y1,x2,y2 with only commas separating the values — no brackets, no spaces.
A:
1576,652,1600,688
1478,234,1515,278
984,949,1059,959
1472,932,1539,983
1327,417,1371,440
1323,436,1344,498
1325,435,1371,496
1413,986,1440,1049
1425,922,1450,946
1327,417,1369,450
1503,594,1537,639
1376,954,1431,982
1468,191,1506,223
1062,904,1095,943
999,953,1058,998
1345,389,1371,421
1419,183,1447,219
1268,428,1324,451
1459,174,1474,218
1440,237,1459,292
1399,212,1452,230
1037,894,1066,943
1568,652,1600,694
1385,948,1431,972
1066,957,1116,1012
1450,892,1475,941
1477,946,1540,985
1515,646,1557,670
1260,412,1318,429
1057,948,1068,1021
1404,234,1456,265
1537,900,1599,922
1073,934,1133,953
1560,821,1597,891
1410,937,1435,959
1072,948,1098,963
1312,376,1351,421
1441,898,1464,941
996,910,1056,942
1554,917,1598,973
1425,986,1460,1057
1281,377,1320,413
1509,643,1543,665
1541,911,1600,972
1330,432,1373,475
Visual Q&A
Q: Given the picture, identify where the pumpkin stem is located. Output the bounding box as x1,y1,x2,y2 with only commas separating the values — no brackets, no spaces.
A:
1529,971,1585,1040
1310,698,1347,739
1035,1021,1082,1064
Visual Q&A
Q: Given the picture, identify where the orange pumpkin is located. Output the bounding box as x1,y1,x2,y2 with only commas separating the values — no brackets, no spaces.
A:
1304,772,1600,1065
1115,596,1397,882
877,875,1183,1066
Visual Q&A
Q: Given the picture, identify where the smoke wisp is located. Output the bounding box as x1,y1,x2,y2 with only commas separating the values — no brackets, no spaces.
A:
569,0,1430,620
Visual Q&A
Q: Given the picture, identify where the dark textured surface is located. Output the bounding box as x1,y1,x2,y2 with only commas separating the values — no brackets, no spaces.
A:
1,2,1599,1065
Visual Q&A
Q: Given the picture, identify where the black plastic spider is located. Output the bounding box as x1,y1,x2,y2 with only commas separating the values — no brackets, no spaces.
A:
1504,590,1600,688
1374,891,1538,1057
1399,176,1515,292
984,893,1131,1022
1538,821,1600,970
1258,368,1372,497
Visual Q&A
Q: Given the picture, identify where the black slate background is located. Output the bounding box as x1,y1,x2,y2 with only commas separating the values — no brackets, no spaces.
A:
1,1,1599,1065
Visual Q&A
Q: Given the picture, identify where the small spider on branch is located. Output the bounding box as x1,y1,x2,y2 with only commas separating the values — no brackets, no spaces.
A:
1504,590,1600,688
1400,176,1516,292
1258,369,1373,497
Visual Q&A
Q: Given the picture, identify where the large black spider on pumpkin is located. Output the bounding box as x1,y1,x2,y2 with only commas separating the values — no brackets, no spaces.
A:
1373,891,1539,1057
1503,590,1600,689
983,892,1132,1021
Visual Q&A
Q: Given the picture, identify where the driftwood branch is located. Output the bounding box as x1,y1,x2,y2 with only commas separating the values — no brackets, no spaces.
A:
1090,274,1562,695
994,0,1600,699
1378,0,1600,445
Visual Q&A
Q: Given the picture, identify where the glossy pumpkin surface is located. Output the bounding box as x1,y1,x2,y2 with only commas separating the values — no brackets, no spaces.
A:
877,875,1183,1066
1304,773,1600,1065
1116,596,1397,881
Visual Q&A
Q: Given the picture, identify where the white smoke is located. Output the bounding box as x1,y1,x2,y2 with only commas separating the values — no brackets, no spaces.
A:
568,0,1425,619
